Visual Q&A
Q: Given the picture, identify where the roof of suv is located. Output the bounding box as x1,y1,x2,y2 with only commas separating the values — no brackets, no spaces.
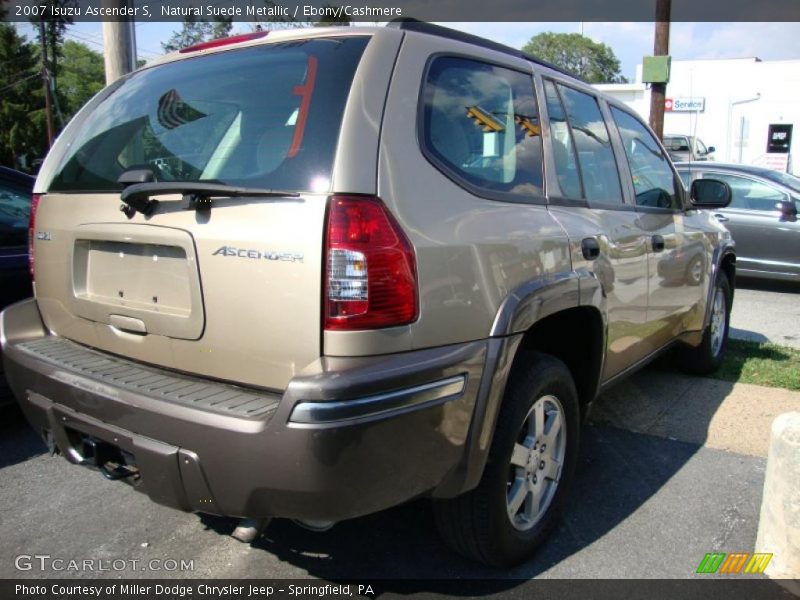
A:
145,21,583,83
386,19,583,81
0,166,34,191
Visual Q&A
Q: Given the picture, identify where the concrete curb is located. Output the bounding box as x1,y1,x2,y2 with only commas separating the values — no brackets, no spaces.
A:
755,412,800,593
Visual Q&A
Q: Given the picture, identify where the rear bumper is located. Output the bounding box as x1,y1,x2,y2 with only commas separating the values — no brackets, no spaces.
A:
0,298,488,521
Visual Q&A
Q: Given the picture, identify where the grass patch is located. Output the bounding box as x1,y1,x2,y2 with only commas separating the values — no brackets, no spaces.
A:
714,339,800,391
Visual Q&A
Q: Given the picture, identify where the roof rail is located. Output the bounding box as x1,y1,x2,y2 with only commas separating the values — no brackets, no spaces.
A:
386,19,583,82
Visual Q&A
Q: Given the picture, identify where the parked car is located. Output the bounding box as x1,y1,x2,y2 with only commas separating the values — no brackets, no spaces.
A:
677,162,799,282
657,239,708,286
0,166,34,308
0,166,34,406
664,134,715,162
0,22,735,567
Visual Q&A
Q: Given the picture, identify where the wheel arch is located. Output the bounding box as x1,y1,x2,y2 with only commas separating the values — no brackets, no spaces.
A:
511,305,605,413
491,271,607,411
435,272,607,498
720,249,736,293
703,243,736,330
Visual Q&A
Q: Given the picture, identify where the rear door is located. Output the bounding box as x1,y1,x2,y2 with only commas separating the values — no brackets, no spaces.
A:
539,78,650,379
32,36,372,390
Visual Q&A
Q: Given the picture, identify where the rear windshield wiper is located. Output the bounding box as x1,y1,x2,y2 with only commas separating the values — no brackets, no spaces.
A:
119,182,301,216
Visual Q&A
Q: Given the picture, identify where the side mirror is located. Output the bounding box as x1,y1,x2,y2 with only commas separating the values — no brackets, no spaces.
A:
777,200,798,220
690,178,732,208
707,146,716,153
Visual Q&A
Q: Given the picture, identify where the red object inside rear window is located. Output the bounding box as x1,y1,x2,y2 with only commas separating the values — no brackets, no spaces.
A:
287,55,318,159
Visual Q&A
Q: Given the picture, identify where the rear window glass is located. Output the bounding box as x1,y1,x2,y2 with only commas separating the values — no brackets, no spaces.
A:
664,136,690,152
48,37,369,193
0,181,31,247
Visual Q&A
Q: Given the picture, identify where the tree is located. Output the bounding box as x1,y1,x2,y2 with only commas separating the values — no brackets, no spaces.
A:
0,23,46,170
162,16,233,52
522,32,627,84
57,40,105,118
314,3,352,26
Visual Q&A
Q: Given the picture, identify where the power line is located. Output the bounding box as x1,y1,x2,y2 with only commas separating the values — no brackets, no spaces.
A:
1,67,39,84
66,28,161,60
64,31,105,49
63,30,157,61
75,23,162,57
58,64,105,77
1,52,40,67
0,71,39,94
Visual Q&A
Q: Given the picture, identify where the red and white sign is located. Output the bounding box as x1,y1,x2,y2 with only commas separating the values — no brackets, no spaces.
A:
665,97,705,112
758,153,791,173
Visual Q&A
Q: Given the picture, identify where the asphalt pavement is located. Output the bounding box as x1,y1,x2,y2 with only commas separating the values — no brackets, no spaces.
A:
1,364,793,581
0,276,796,582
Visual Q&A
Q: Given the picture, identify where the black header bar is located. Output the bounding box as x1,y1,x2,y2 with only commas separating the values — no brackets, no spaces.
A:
2,0,799,23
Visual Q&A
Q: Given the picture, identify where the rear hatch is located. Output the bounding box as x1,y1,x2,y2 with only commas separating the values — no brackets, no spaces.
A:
32,35,370,390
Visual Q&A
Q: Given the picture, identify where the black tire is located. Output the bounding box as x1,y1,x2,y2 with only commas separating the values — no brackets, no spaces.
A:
679,272,732,375
433,351,580,567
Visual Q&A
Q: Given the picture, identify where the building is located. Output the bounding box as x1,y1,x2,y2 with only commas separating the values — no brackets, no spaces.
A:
596,57,799,174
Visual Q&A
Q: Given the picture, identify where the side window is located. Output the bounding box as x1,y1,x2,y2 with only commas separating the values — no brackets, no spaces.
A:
0,183,31,248
543,80,583,200
556,84,623,204
422,57,543,198
611,107,682,210
665,136,690,152
695,138,708,155
706,173,788,211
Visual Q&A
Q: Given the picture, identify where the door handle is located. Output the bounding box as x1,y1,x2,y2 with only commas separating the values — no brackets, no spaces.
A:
713,213,729,222
651,235,665,253
581,237,600,261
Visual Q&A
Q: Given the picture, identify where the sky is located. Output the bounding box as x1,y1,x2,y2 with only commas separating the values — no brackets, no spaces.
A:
15,21,800,81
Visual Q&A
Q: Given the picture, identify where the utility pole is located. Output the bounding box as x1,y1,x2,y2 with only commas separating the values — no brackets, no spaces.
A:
102,0,137,84
38,20,54,148
648,0,671,139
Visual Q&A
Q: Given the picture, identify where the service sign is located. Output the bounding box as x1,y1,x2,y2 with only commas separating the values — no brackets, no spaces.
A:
665,97,706,112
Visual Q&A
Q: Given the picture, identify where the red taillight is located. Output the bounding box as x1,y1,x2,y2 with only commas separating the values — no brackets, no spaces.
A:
324,195,417,331
28,193,41,279
179,31,269,54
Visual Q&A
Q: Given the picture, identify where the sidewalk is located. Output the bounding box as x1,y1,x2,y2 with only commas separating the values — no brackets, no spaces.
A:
591,368,800,457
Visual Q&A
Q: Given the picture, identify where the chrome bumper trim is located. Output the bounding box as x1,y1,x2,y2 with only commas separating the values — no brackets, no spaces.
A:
288,374,467,427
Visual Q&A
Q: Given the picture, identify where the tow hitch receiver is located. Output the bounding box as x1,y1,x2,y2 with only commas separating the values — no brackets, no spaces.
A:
79,437,139,481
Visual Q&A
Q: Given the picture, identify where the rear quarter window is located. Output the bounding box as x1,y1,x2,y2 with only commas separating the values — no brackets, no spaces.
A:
47,37,369,193
420,56,544,201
